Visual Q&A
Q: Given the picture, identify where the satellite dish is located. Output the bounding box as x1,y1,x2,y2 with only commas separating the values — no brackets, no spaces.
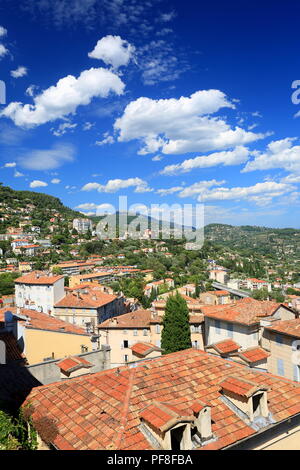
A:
292,340,300,365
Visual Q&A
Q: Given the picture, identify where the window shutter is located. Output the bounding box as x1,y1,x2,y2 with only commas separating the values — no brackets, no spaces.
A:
277,358,285,376
293,364,299,382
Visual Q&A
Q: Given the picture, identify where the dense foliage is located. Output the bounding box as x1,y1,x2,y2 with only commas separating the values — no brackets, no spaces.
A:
161,292,192,354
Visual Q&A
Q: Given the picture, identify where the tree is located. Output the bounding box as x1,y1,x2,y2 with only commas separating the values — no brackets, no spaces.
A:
161,292,192,354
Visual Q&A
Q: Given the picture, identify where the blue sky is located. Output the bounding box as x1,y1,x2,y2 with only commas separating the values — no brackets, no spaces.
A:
1,0,300,227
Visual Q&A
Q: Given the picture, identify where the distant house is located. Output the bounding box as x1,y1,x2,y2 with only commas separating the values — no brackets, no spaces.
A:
200,290,231,305
15,271,65,315
54,287,125,330
209,269,229,284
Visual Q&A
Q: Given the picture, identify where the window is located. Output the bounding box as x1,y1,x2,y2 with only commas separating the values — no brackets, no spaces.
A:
124,355,129,362
133,329,138,336
143,329,148,336
227,323,233,338
190,325,195,333
123,329,127,335
277,358,285,376
192,340,198,349
275,334,283,346
293,365,300,382
215,319,221,334
155,324,161,334
123,340,129,349
156,340,161,347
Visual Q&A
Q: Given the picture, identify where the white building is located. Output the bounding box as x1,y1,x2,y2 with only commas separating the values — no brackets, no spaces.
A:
15,271,65,315
73,218,93,234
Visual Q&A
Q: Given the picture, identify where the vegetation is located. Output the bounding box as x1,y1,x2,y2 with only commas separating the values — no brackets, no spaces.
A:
0,407,37,450
161,293,192,354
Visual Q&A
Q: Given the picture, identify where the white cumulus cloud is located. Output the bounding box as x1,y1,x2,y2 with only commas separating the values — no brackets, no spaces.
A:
30,180,48,188
0,26,7,37
81,177,152,193
4,162,16,168
88,35,135,70
161,146,250,175
1,67,125,127
11,66,28,78
242,138,300,173
114,90,267,155
51,178,61,184
0,44,8,58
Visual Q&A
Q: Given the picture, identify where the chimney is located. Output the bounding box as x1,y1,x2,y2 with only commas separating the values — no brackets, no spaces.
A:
192,403,212,441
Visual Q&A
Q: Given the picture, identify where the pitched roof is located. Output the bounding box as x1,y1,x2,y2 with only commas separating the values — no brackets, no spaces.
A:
130,342,161,357
54,290,117,309
23,348,300,451
205,290,230,296
98,310,152,329
56,356,93,374
208,339,240,355
219,375,268,398
201,297,283,325
265,318,300,339
14,271,64,285
236,347,270,364
0,308,89,336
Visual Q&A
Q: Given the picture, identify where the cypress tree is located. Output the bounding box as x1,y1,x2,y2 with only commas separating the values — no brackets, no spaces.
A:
161,292,192,354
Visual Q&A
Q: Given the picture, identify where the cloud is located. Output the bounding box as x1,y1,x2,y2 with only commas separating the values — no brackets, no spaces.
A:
242,138,300,173
114,90,267,155
152,155,163,161
160,11,176,22
95,132,114,146
25,85,39,97
88,35,135,70
156,186,183,196
194,181,295,205
1,67,125,127
0,44,8,58
82,121,95,131
29,180,48,188
18,143,75,170
0,26,7,37
178,180,226,198
4,162,16,167
81,177,152,193
75,202,115,214
11,66,28,78
51,121,77,136
161,146,250,175
14,170,24,177
51,178,61,184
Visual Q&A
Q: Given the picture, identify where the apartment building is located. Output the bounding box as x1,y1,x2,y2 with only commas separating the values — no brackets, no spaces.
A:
15,271,65,315
72,218,93,234
0,307,94,364
262,318,300,382
199,290,231,305
54,286,125,330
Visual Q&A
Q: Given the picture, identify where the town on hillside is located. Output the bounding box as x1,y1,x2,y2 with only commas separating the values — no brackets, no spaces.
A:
1,185,300,451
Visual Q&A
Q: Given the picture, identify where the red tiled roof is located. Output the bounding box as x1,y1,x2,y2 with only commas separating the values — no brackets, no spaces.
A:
0,308,89,336
98,310,151,328
219,375,268,398
236,347,270,364
23,348,300,451
55,290,117,309
14,271,64,285
140,401,194,432
130,342,161,357
201,297,284,325
56,356,93,374
265,318,300,339
205,290,230,296
209,339,240,355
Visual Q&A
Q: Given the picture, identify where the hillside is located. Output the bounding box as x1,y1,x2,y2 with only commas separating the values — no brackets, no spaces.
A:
204,224,300,259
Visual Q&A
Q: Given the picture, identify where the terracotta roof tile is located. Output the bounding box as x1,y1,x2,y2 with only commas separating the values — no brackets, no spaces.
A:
23,349,300,451
265,318,300,339
130,342,161,357
56,356,93,373
208,339,240,355
201,297,284,325
98,310,151,328
0,307,88,336
14,271,64,285
55,290,117,309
